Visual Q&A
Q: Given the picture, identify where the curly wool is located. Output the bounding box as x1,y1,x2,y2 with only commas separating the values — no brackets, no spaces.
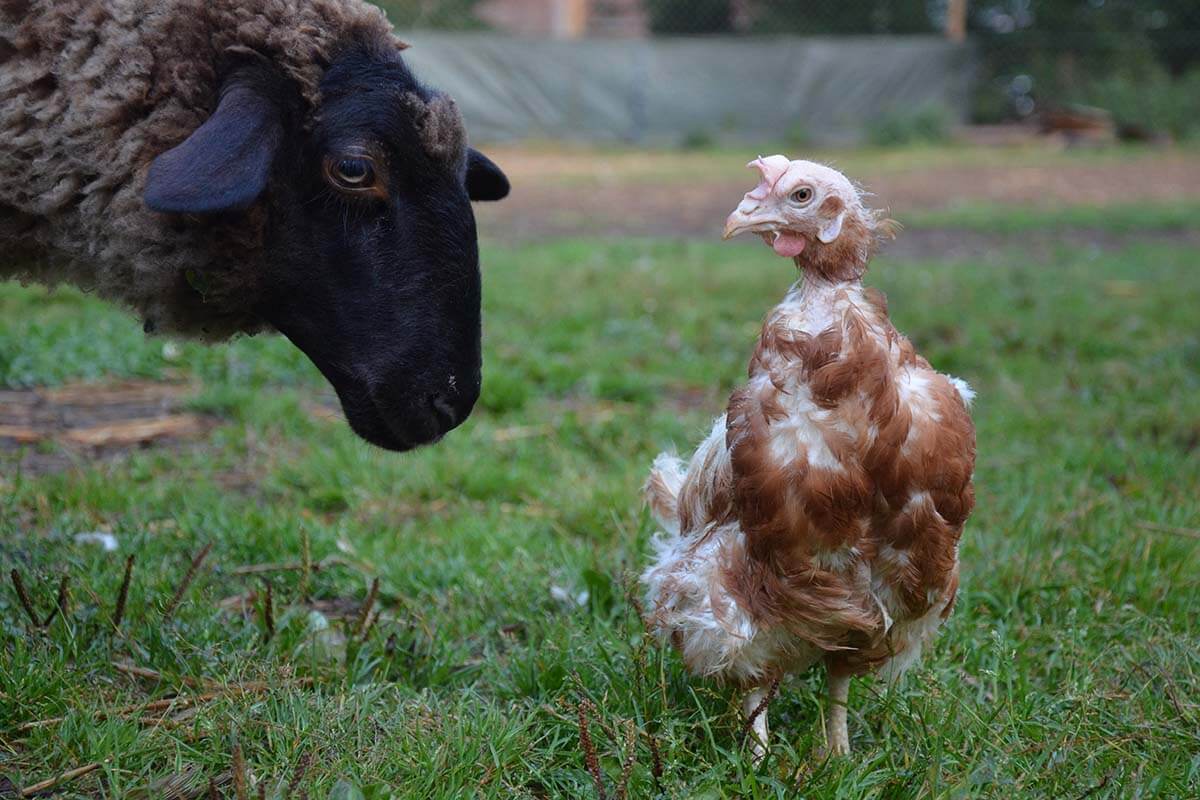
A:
0,0,403,339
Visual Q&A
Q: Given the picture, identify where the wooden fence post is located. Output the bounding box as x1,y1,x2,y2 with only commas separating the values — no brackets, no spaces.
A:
946,0,968,42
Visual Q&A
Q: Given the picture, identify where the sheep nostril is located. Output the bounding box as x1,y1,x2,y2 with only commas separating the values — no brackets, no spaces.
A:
429,394,461,428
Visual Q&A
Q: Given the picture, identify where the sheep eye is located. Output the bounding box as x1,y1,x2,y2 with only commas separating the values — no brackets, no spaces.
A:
332,157,374,188
791,187,814,204
324,153,386,198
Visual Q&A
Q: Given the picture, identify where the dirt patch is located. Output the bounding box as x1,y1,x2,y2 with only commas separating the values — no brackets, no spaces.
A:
474,145,1200,250
860,155,1200,211
0,379,216,474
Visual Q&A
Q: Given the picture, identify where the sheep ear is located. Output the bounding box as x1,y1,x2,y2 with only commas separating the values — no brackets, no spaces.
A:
465,148,509,202
144,83,283,214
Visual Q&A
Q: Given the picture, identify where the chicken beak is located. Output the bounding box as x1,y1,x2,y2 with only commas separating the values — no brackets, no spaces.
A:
723,207,780,241
723,191,783,240
722,213,748,240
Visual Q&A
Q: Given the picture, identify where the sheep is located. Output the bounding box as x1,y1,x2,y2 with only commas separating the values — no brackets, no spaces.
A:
0,0,510,451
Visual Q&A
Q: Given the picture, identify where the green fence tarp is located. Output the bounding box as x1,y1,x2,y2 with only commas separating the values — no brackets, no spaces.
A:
398,33,974,144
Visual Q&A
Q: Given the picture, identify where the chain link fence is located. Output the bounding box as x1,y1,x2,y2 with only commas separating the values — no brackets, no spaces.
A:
379,1,1200,140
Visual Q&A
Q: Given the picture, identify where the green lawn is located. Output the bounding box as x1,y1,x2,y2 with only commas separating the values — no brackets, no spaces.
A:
1,208,1198,797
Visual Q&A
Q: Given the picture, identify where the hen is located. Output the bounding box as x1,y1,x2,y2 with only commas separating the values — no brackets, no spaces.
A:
641,156,976,757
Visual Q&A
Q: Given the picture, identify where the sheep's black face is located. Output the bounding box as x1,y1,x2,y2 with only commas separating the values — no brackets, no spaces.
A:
261,52,506,451
145,47,509,451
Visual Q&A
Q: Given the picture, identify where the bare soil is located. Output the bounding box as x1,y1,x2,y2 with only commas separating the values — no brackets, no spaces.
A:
879,226,1200,263
474,145,1200,251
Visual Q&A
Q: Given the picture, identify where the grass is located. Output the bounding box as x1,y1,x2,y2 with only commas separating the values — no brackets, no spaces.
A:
902,199,1200,234
1,204,1199,797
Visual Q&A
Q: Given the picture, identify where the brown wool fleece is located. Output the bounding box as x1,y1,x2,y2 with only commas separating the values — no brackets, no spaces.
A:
0,0,402,339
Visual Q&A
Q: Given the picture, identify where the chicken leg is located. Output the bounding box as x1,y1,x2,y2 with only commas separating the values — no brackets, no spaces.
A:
743,686,771,762
824,671,851,756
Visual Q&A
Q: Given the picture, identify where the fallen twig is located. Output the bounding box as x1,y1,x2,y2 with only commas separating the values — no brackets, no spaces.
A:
136,763,229,800
113,661,167,682
134,713,194,732
19,761,103,797
1135,520,1200,540
163,542,213,622
17,696,215,734
112,554,135,631
0,424,42,444
15,679,314,734
63,414,208,448
199,775,232,800
8,569,40,628
112,661,210,690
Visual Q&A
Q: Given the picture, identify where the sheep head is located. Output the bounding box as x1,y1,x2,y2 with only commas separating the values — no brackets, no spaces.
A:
143,44,509,452
722,156,894,281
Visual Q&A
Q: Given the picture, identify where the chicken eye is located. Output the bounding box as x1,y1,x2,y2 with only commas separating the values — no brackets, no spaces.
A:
332,157,374,188
791,187,814,204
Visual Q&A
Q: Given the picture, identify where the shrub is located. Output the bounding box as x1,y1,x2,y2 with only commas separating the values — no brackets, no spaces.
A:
866,105,954,147
1081,66,1200,140
784,121,814,149
679,129,716,150
646,0,732,34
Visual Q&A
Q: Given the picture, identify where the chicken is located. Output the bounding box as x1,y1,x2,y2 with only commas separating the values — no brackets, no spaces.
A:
641,156,976,759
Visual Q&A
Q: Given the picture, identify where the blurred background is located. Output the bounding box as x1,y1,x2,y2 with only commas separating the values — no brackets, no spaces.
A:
381,0,1200,146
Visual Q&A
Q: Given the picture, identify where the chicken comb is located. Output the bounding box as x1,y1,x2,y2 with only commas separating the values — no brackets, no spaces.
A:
746,155,792,200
